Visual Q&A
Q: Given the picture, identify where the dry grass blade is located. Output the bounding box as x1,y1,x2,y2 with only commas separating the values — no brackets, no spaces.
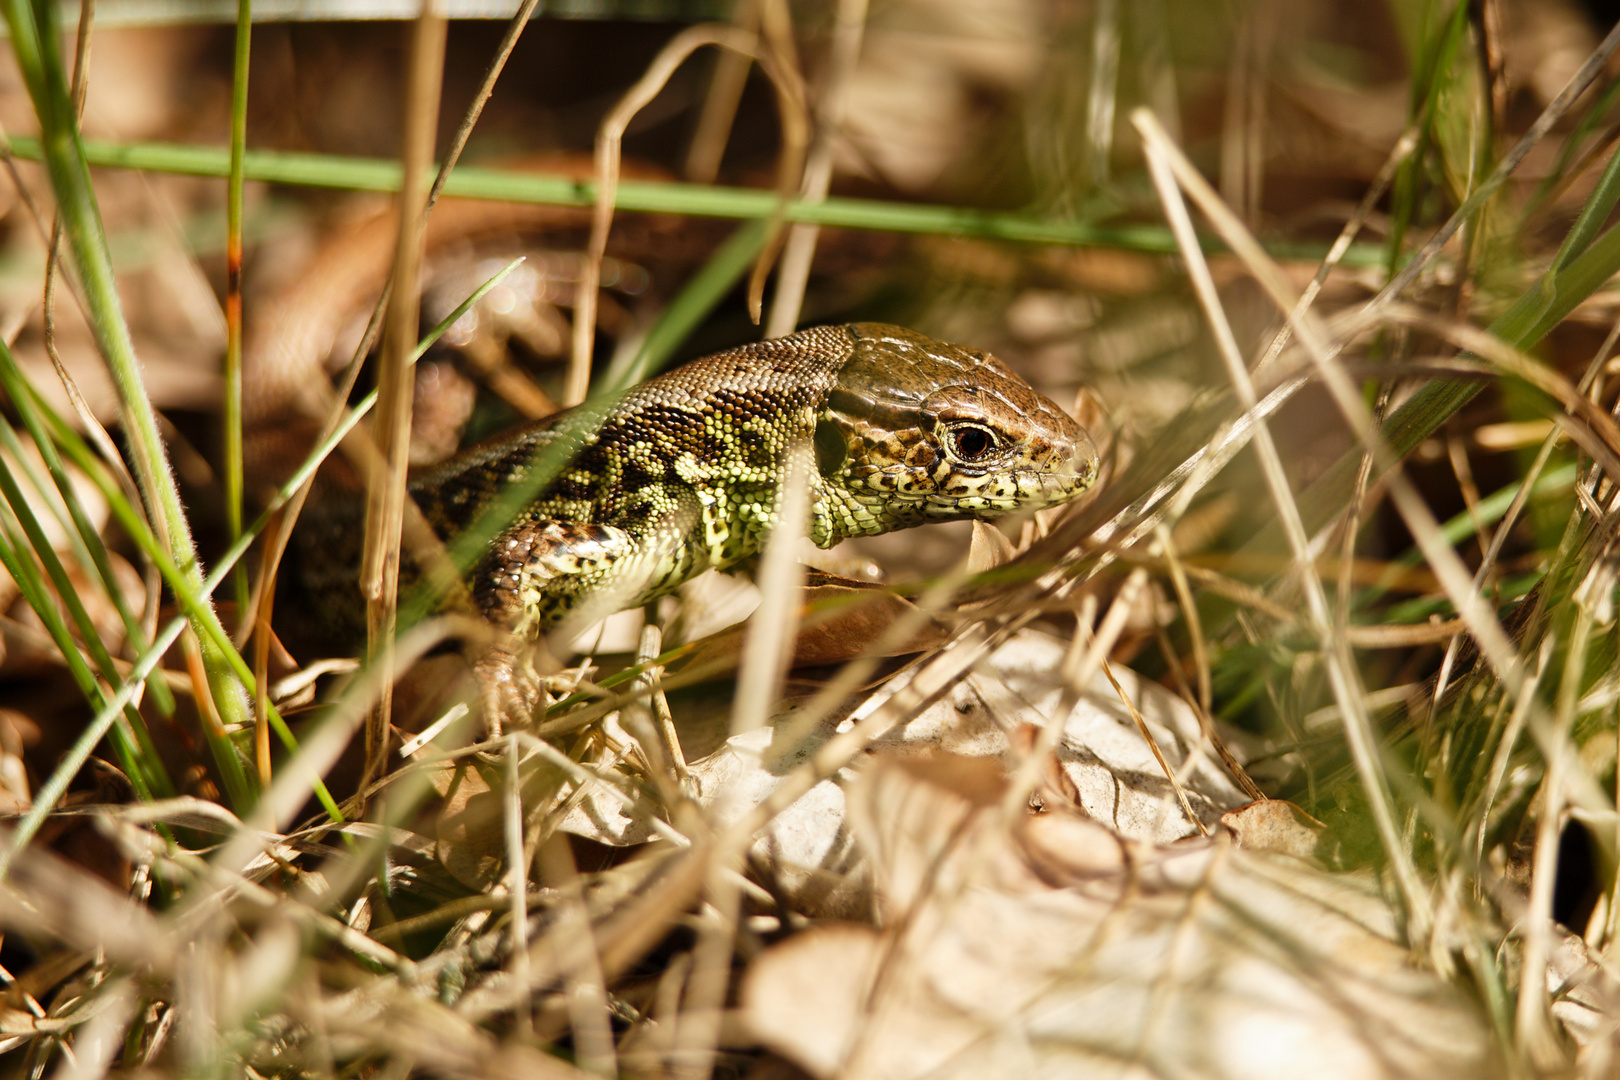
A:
47,976,134,1080
1374,17,1620,309
569,22,808,405
685,0,760,184
244,0,543,685
1376,305,1620,476
1101,655,1207,835
1041,367,1315,592
1253,121,1422,383
1000,568,1145,823
1519,585,1610,1065
359,8,447,798
1086,0,1122,187
1136,109,1430,935
764,0,869,337
730,441,812,738
1134,106,1529,702
674,856,745,1080
1426,312,1620,726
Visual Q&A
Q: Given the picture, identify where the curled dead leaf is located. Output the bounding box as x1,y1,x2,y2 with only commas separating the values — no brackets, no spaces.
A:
557,628,1248,921
430,752,567,891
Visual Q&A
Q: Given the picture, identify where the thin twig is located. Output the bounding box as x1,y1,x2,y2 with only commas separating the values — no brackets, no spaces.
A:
764,0,868,337
685,0,759,183
1373,18,1620,311
249,0,543,647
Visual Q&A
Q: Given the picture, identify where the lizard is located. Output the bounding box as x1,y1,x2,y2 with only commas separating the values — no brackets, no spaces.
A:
284,321,1099,726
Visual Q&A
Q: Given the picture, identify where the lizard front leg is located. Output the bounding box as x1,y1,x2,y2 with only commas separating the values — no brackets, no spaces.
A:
470,519,637,734
475,519,641,636
470,511,706,732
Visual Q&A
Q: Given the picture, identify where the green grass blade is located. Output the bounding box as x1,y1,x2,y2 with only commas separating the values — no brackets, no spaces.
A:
0,349,178,724
0,135,1395,268
0,504,155,798
1278,214,1620,549
224,0,253,613
1358,461,1577,605
600,217,768,393
0,419,174,799
1553,143,1620,271
4,257,529,832
20,392,346,823
0,0,254,808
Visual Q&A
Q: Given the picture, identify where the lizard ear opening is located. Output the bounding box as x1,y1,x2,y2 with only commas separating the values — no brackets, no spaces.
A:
814,418,848,478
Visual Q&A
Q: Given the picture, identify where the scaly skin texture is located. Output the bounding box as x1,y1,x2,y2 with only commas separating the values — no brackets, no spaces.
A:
281,322,1097,729
402,323,1099,641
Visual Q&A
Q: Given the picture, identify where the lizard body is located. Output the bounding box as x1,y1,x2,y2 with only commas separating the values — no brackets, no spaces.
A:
397,322,1099,640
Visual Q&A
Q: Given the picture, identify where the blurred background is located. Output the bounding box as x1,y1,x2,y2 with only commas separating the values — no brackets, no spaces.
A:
0,0,1605,501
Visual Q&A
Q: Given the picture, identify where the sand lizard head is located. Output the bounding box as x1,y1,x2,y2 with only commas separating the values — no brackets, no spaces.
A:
813,323,1098,539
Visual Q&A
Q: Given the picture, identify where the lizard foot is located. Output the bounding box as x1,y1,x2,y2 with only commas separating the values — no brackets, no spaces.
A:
473,641,546,737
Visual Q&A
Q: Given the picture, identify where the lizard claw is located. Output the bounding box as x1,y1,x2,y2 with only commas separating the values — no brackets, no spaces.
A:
473,641,545,737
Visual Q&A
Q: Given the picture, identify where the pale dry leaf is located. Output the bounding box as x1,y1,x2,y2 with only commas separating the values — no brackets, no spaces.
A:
557,627,1247,914
0,709,38,814
1546,931,1620,1060
743,755,1499,1080
1219,798,1327,861
967,520,1018,573
431,752,569,891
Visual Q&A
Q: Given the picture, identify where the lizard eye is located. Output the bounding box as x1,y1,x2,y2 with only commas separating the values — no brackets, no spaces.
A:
950,425,997,461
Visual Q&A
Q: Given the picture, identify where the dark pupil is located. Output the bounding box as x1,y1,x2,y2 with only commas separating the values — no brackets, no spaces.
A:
954,428,992,459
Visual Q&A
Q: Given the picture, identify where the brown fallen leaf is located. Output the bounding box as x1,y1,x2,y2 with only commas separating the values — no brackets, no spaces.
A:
430,752,568,891
673,581,953,678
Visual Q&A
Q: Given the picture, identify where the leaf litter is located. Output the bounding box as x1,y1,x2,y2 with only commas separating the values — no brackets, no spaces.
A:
744,754,1496,1080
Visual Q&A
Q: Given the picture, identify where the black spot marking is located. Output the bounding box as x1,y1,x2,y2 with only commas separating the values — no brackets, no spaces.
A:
907,443,938,469
815,419,848,478
551,476,594,502
620,458,663,491
738,427,773,469
605,404,701,446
